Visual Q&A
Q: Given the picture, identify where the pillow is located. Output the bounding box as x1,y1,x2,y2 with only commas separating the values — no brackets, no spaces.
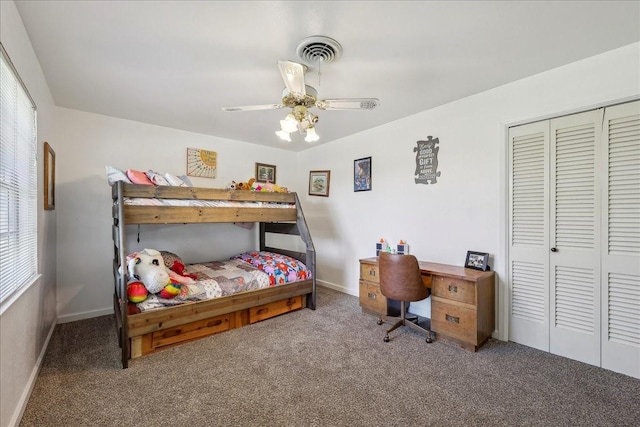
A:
160,251,183,269
164,172,187,187
126,169,154,185
105,165,131,186
178,174,193,187
146,170,170,186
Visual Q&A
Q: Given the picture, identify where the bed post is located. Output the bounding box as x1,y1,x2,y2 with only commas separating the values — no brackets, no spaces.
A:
113,181,130,368
294,193,316,310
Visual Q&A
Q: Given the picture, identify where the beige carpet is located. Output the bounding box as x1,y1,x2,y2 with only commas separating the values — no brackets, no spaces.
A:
20,287,640,426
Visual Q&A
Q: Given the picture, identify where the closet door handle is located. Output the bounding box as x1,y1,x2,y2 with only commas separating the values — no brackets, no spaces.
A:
550,247,558,252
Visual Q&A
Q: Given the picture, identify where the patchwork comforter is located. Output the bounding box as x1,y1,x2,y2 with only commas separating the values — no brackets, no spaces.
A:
135,251,311,312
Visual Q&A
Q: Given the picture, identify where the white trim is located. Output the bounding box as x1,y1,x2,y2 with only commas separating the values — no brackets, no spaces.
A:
506,96,639,129
317,280,357,297
8,317,56,427
57,307,113,324
0,274,42,316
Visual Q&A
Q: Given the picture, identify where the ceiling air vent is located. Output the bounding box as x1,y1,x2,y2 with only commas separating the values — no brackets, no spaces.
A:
296,36,343,65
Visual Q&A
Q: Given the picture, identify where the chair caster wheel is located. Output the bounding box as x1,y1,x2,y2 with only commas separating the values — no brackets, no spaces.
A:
426,335,433,343
383,335,390,342
377,319,383,325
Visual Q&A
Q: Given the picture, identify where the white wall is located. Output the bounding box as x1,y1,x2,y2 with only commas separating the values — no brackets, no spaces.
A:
0,2,58,427
296,42,640,337
53,108,298,321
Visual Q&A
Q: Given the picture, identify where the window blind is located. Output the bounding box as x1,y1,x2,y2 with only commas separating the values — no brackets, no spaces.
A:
0,43,37,305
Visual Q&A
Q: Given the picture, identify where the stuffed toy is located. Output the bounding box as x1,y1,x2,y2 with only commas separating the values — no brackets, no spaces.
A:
126,249,196,302
251,181,289,193
229,178,256,190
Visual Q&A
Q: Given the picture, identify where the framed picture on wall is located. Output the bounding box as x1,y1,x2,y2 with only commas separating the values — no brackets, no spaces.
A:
465,251,490,271
354,157,372,192
187,147,217,178
255,162,276,183
44,141,55,210
309,170,331,197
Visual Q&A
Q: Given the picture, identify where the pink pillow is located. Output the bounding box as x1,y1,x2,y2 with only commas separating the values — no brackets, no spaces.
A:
126,169,154,185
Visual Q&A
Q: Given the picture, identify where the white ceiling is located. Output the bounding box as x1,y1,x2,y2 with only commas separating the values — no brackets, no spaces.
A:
14,1,640,152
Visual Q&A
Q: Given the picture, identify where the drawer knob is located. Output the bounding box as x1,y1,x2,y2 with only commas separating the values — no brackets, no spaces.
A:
367,292,377,300
448,285,458,293
445,314,460,324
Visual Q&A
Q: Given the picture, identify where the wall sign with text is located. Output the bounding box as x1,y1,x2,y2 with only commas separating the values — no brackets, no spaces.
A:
414,136,441,185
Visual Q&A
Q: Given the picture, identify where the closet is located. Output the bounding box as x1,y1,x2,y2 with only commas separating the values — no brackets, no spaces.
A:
508,100,639,379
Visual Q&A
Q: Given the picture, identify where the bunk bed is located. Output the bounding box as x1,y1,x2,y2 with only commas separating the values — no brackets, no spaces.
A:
112,182,316,368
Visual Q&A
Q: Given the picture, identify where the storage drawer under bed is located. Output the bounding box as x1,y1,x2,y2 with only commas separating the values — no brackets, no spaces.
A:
131,295,304,358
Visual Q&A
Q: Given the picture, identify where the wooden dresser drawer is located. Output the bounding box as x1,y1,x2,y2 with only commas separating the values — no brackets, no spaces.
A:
431,299,477,344
360,262,379,284
359,280,386,314
432,276,476,305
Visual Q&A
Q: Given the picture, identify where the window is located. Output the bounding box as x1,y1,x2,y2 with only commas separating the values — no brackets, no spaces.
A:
0,43,37,306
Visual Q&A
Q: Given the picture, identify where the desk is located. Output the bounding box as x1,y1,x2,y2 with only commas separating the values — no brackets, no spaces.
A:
359,257,495,352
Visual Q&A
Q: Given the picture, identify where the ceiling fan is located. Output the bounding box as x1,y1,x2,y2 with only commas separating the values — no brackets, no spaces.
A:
222,55,379,142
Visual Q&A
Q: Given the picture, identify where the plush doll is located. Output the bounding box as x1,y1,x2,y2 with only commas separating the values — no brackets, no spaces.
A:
235,178,255,190
127,249,195,301
127,249,171,295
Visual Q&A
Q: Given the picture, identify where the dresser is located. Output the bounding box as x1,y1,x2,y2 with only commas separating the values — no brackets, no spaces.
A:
359,257,495,352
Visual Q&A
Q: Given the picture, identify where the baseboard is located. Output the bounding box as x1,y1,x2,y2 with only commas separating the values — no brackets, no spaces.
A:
317,280,357,297
57,306,113,324
9,317,57,427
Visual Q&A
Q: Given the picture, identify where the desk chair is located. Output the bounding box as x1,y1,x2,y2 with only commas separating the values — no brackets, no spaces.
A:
377,252,434,343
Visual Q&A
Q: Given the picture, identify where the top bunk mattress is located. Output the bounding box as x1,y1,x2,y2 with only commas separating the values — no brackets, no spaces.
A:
123,197,295,209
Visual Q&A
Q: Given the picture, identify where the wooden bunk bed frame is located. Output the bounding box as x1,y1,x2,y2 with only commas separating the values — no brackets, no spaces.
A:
112,182,316,368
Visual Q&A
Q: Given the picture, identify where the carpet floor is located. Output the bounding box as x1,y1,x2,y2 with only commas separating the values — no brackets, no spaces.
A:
20,287,640,427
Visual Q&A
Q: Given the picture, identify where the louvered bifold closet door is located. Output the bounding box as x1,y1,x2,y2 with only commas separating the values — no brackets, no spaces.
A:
508,121,550,351
549,109,603,366
601,100,640,379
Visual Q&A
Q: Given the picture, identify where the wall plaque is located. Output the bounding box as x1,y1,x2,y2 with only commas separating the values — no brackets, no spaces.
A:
187,147,217,178
414,136,441,184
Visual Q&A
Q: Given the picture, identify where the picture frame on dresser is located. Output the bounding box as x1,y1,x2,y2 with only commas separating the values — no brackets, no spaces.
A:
465,251,490,271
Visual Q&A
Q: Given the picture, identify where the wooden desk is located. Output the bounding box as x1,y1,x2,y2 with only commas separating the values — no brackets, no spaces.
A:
359,257,495,352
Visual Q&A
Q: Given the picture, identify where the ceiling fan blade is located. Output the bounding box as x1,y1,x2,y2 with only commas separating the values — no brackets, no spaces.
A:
316,98,379,111
278,60,306,97
221,104,284,112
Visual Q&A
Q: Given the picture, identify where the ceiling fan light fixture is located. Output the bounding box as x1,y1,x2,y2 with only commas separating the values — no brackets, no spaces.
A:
275,130,291,142
304,126,320,142
223,47,378,145
280,114,298,133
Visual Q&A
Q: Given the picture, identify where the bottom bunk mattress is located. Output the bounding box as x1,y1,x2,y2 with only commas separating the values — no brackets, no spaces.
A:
132,251,312,312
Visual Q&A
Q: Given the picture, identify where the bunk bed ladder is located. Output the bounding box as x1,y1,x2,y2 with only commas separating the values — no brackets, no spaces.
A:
113,181,130,368
294,193,316,310
259,194,316,310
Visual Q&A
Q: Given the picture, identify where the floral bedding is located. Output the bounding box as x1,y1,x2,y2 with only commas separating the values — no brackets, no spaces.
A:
134,252,310,312
232,251,312,286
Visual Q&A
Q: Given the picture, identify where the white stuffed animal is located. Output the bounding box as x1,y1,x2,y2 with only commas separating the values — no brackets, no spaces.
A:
127,248,170,294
